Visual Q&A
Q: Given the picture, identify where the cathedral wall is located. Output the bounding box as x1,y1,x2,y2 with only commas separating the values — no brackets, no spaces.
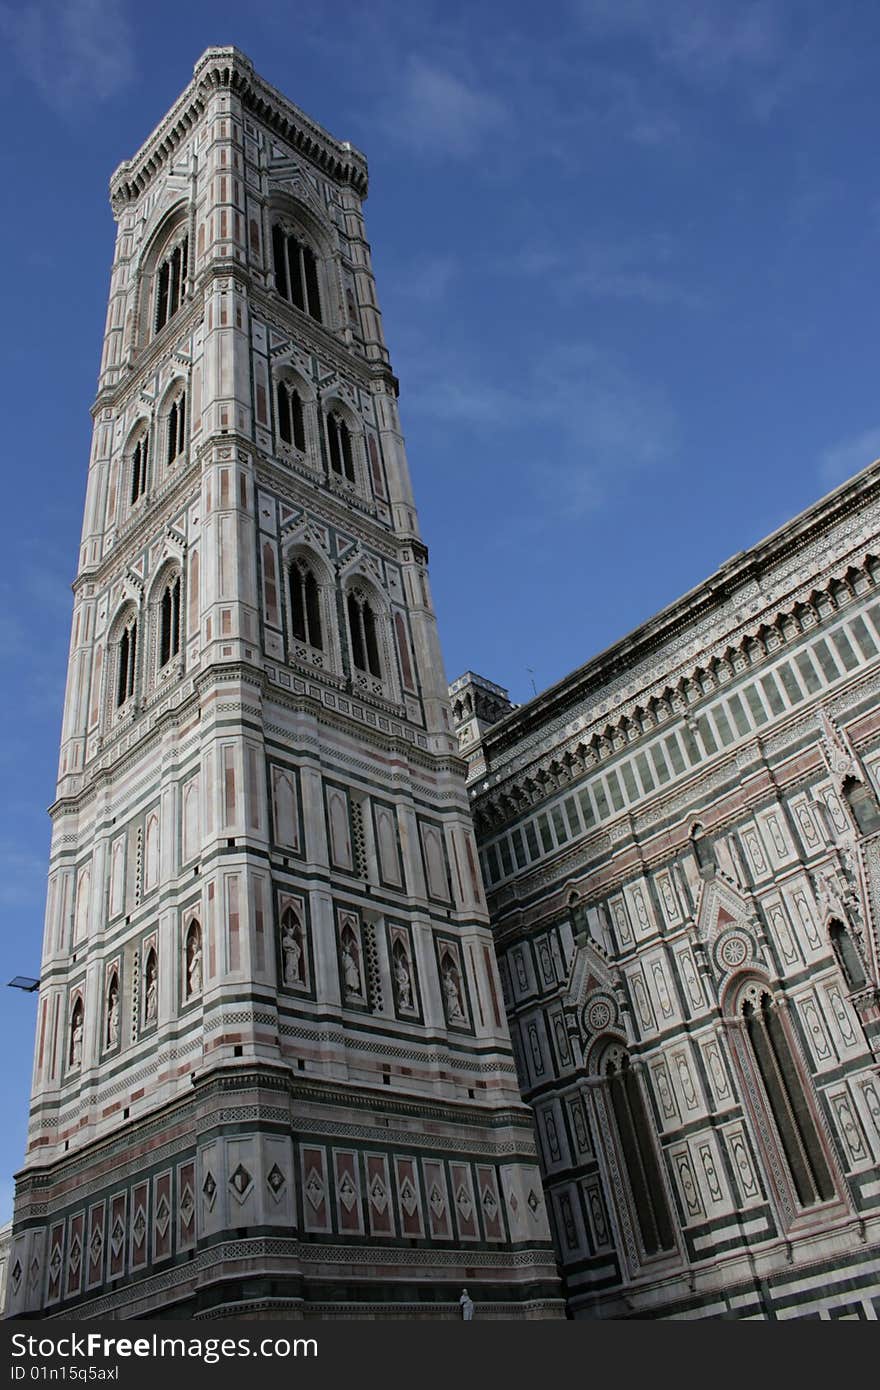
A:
470,464,880,1318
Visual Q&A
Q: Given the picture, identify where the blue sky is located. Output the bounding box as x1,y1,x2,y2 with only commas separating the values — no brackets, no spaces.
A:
2,0,880,1220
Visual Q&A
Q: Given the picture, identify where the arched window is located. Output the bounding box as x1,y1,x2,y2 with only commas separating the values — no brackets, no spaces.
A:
166,392,186,466
272,225,322,321
603,1046,675,1256
155,235,188,333
159,575,181,668
347,590,381,678
690,822,716,877
289,558,322,650
130,433,149,505
829,920,866,991
326,412,355,482
277,380,305,451
842,776,880,835
116,615,138,708
742,989,834,1208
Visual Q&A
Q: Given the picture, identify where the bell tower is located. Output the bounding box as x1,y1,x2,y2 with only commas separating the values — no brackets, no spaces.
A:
6,48,561,1319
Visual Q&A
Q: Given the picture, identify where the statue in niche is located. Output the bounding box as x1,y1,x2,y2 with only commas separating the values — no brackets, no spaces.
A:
186,926,202,998
459,1288,474,1320
341,931,362,997
281,912,303,986
393,943,413,1011
69,1005,83,1068
442,958,465,1022
144,953,158,1022
106,980,119,1046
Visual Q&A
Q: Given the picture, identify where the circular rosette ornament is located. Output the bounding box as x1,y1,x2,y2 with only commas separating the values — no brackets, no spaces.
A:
713,927,753,975
581,990,618,1039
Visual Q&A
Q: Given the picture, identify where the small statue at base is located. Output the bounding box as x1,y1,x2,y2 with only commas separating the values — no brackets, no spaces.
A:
459,1287,474,1321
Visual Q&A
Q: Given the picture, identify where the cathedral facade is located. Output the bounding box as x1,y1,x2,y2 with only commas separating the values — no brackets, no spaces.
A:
4,49,561,1320
454,462,880,1318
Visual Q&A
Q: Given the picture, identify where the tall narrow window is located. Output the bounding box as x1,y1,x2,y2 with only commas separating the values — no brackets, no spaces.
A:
116,619,138,707
289,559,322,650
130,434,149,505
347,591,381,678
327,412,354,482
159,576,181,668
743,992,835,1208
842,776,880,835
272,225,322,322
155,236,188,333
829,920,866,991
277,381,305,451
605,1050,675,1256
166,393,186,466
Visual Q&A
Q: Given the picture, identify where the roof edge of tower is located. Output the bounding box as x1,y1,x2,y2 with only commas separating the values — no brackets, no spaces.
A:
109,45,369,216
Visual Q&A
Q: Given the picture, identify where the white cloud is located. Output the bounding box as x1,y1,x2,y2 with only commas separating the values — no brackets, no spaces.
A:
579,0,782,80
819,427,880,488
405,338,678,520
378,55,509,158
503,235,705,309
0,0,134,114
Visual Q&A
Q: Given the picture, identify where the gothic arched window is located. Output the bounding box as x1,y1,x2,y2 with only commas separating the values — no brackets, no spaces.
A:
327,412,355,482
166,392,186,466
842,776,880,836
158,575,181,668
130,433,149,506
742,989,834,1208
155,235,188,333
272,225,322,322
116,615,138,708
604,1047,675,1256
829,920,866,991
277,380,305,451
347,591,381,678
289,558,323,651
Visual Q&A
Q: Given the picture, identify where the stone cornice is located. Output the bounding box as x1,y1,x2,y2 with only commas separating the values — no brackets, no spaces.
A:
471,471,880,828
109,47,368,216
479,460,880,772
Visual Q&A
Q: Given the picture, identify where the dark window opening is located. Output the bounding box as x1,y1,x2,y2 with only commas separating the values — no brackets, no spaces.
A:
130,434,149,505
744,993,835,1208
327,412,355,482
167,394,186,466
159,576,181,668
606,1054,675,1256
289,559,323,650
272,225,322,322
348,592,381,678
829,920,866,991
842,776,880,836
277,381,305,451
155,237,188,333
116,621,137,707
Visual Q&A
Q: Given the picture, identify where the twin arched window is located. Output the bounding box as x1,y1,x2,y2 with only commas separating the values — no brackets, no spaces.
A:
289,558,323,651
327,411,355,482
740,987,835,1209
116,615,138,708
603,1046,675,1257
130,433,149,506
159,575,181,669
347,589,381,678
277,381,305,452
272,225,322,322
166,392,186,466
155,235,188,334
